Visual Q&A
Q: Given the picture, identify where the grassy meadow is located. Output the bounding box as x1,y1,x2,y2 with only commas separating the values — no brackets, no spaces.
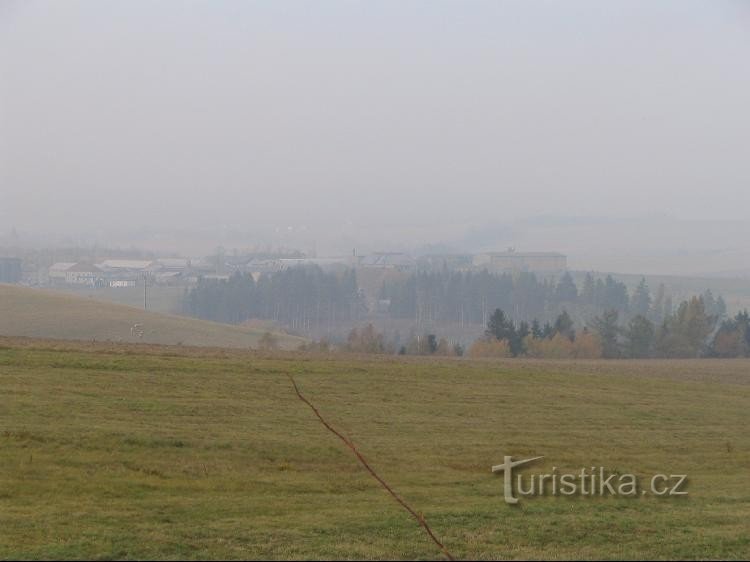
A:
0,284,302,350
53,284,187,316
0,337,748,560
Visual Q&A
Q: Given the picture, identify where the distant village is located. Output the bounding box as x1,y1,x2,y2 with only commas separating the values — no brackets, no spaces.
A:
3,247,745,360
0,250,568,289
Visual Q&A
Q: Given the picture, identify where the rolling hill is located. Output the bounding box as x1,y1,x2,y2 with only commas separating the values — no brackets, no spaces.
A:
0,284,304,349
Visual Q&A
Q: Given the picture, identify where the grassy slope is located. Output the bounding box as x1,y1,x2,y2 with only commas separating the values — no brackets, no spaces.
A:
0,339,748,560
53,284,187,315
0,284,303,350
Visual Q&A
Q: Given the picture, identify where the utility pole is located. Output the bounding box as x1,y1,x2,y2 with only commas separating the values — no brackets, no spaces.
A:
143,272,148,310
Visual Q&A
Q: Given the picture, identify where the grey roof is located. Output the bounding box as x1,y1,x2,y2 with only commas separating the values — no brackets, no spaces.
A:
49,262,77,271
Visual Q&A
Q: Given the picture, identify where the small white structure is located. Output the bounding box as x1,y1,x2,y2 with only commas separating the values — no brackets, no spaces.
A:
155,258,191,272
48,262,102,286
109,279,137,288
48,262,77,284
97,259,157,272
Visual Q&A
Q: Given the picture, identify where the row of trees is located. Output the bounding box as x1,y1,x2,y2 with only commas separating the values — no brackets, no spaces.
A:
184,266,737,360
587,296,726,358
470,308,603,358
707,310,750,357
379,269,721,326
381,270,554,325
184,268,365,327
341,324,464,356
475,295,746,359
299,302,750,360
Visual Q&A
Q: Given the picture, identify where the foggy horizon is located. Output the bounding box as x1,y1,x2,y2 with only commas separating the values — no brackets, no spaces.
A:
2,1,750,274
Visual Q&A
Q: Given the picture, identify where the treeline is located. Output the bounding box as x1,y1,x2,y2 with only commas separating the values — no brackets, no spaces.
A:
296,300,750,360
339,324,464,356
710,310,750,357
472,296,748,359
379,270,726,325
381,270,552,324
316,310,606,359
334,293,741,359
469,308,602,358
184,268,365,327
183,265,739,360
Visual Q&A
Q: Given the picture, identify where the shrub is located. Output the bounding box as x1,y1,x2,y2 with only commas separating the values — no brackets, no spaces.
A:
468,338,513,358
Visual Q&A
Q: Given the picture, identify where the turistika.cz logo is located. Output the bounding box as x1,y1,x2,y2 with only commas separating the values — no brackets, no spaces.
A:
492,456,688,504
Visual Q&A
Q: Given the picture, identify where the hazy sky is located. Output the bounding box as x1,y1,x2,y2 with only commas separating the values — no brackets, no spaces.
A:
2,1,750,244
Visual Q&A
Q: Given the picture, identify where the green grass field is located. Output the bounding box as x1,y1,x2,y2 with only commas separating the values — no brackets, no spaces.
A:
0,284,302,350
1,338,748,560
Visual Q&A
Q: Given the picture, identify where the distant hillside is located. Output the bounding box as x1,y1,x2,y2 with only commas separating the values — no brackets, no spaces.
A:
0,284,304,349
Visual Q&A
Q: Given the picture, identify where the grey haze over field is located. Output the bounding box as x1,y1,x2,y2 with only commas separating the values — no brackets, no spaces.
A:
1,0,750,274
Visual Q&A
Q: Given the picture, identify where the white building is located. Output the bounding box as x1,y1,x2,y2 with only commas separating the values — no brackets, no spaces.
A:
97,259,157,272
48,262,103,286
